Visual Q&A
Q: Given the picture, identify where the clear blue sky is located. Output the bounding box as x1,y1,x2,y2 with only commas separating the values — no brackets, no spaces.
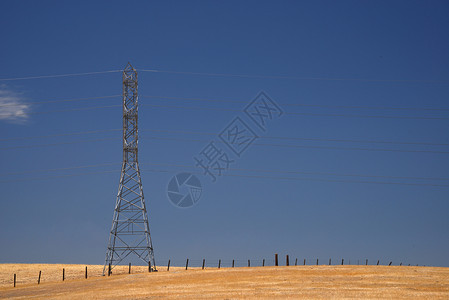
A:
1,0,448,267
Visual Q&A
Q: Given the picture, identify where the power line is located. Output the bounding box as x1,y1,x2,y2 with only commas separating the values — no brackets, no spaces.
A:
0,129,121,142
207,172,449,188
0,93,445,119
1,127,445,147
3,161,447,182
140,136,449,154
3,101,442,120
1,68,446,83
142,128,449,147
0,104,121,117
0,137,117,150
2,166,447,187
0,162,120,177
0,95,120,107
140,103,449,120
25,104,121,115
141,162,449,181
139,69,449,84
2,127,446,152
0,168,172,183
0,70,121,81
0,169,120,183
142,95,449,112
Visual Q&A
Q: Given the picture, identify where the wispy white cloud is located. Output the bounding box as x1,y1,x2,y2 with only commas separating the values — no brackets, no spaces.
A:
0,85,30,124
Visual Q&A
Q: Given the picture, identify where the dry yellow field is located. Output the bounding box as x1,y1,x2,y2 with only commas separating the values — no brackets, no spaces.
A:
0,264,448,299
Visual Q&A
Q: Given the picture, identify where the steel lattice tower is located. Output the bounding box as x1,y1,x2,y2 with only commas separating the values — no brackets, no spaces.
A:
103,63,156,275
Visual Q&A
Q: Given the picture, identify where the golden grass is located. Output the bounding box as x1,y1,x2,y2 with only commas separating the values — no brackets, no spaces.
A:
0,264,448,299
0,263,183,287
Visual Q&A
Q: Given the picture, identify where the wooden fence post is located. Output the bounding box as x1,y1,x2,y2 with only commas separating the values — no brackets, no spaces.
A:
286,255,289,266
316,259,319,265
202,259,205,270
295,258,298,266
218,259,221,269
14,274,16,287
167,259,170,271
329,258,331,265
341,259,344,265
185,258,189,270
275,253,278,266
248,259,250,267
263,259,265,267
232,259,235,268
108,263,111,276
389,261,392,266
62,268,65,281
303,259,306,266
38,270,42,284
366,259,368,266
377,260,380,265
400,262,402,266
129,263,131,274
85,266,87,279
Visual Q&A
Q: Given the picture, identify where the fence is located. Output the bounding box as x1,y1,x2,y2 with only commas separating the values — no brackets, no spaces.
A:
6,255,420,288
160,256,417,270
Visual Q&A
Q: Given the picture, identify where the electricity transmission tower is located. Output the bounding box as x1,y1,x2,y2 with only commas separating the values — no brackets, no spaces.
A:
103,63,156,275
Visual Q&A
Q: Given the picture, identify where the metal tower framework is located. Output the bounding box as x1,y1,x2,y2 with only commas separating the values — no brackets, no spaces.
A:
103,63,156,274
